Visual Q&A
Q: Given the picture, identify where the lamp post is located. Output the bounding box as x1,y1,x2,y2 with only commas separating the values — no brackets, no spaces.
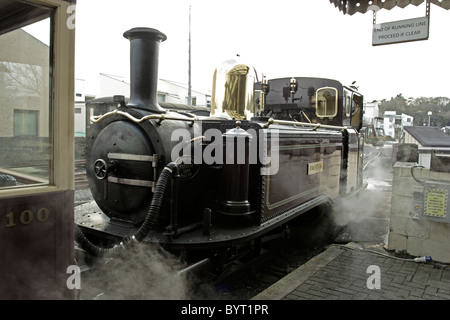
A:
428,111,432,126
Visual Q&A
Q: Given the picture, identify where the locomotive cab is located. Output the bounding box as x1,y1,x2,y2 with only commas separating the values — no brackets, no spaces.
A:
260,77,363,131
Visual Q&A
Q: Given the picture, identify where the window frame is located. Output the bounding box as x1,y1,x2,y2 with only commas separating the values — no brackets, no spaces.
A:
0,0,75,197
315,86,338,119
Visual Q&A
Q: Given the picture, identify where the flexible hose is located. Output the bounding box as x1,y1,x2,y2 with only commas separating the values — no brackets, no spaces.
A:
134,162,178,242
75,224,120,257
75,162,178,257
410,164,425,185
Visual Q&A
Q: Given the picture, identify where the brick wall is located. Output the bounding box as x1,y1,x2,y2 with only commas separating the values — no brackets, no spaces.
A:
387,162,450,263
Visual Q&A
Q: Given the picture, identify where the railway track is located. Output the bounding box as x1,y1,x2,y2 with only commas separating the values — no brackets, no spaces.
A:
75,172,88,189
74,159,88,189
187,217,336,299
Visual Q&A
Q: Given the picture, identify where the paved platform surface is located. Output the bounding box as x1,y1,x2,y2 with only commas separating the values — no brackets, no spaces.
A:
252,242,450,300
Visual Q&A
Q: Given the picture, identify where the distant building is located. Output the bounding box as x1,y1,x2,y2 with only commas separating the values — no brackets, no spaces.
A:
363,101,380,125
382,111,413,139
98,73,129,98
75,78,87,136
158,79,211,107
384,111,397,138
74,74,211,136
401,113,413,130
404,126,450,169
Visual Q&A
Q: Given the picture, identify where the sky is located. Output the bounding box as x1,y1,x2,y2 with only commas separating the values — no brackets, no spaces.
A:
73,0,450,103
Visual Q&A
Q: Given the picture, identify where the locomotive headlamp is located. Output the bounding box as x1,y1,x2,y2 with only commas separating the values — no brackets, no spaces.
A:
290,77,298,94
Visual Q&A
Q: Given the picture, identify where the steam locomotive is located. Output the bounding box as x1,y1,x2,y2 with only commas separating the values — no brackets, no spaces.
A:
75,27,365,267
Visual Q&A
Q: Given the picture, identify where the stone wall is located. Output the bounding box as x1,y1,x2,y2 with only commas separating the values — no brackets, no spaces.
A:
387,162,450,263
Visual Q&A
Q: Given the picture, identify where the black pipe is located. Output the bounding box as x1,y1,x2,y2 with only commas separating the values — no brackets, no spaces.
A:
123,27,167,113
75,162,179,257
134,162,179,242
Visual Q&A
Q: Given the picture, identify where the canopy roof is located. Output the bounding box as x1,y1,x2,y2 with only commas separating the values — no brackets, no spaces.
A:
329,0,450,15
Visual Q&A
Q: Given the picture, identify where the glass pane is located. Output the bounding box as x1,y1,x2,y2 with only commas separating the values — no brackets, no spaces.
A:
345,94,351,117
0,18,52,188
316,87,337,118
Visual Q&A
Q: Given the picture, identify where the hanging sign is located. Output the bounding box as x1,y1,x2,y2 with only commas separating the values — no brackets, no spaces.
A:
372,16,429,46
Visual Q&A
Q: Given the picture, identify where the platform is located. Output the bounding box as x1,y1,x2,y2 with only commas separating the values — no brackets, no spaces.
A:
252,242,450,300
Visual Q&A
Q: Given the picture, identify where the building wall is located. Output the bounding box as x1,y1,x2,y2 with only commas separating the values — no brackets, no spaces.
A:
0,29,49,138
75,78,85,102
80,75,211,107
74,102,86,136
0,29,52,169
99,73,130,97
158,79,210,107
401,113,413,129
383,111,396,138
363,101,379,125
388,162,450,263
403,131,418,145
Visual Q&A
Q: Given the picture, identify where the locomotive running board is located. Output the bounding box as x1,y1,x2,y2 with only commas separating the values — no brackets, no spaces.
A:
75,195,331,251
143,194,331,250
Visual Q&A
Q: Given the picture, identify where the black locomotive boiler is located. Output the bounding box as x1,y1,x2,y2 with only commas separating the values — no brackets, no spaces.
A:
75,27,365,267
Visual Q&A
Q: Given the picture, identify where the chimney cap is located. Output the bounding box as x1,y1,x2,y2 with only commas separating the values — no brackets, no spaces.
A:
123,27,167,42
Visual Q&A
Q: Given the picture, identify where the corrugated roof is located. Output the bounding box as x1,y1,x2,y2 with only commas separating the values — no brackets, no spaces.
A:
404,126,450,147
329,0,450,15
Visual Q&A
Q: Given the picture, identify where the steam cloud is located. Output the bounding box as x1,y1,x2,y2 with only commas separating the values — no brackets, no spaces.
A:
82,244,189,300
329,146,392,244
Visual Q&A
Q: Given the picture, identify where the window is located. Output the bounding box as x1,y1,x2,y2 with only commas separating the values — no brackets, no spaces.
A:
344,89,357,117
13,110,39,136
157,93,166,102
316,87,338,118
0,16,52,188
345,94,352,117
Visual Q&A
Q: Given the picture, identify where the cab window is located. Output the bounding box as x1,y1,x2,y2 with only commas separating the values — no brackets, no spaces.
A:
344,91,352,117
351,93,363,128
316,87,337,118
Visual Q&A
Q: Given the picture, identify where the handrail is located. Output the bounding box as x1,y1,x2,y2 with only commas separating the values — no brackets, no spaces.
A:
90,109,199,126
263,118,347,131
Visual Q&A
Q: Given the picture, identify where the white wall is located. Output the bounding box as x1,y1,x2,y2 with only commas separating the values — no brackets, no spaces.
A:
98,73,130,97
388,162,450,263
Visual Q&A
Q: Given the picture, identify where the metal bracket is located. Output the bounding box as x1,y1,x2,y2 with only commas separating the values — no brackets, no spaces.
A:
104,153,159,192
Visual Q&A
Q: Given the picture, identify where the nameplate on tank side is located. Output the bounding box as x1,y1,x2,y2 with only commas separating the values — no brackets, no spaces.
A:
307,161,323,175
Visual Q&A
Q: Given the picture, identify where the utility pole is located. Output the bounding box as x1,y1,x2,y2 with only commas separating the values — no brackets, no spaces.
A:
187,5,192,105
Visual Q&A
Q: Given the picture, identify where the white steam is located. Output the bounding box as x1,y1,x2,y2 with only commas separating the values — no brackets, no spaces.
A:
329,146,392,244
82,244,189,300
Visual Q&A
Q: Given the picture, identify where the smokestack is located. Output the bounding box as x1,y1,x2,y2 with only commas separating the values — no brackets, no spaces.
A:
123,27,167,113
